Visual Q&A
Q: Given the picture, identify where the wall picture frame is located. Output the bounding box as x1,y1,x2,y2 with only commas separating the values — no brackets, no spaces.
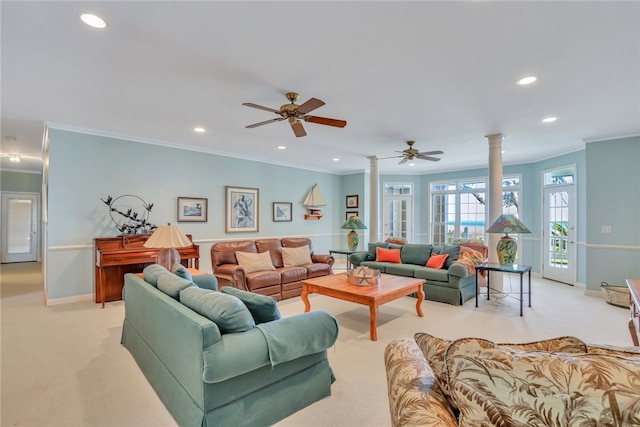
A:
273,202,292,222
346,194,359,209
225,186,259,233
346,210,359,220
177,197,208,222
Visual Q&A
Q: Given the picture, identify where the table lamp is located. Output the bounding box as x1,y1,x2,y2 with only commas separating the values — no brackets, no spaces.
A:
341,216,367,251
143,223,192,270
485,214,531,266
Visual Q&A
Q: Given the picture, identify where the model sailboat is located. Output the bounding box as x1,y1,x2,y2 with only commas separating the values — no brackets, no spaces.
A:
303,184,326,219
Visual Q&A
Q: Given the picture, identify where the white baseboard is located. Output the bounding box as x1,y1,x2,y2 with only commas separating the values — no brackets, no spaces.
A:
46,293,93,306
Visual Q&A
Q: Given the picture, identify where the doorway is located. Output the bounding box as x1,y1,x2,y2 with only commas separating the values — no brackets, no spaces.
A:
382,183,413,242
1,192,39,263
543,182,576,285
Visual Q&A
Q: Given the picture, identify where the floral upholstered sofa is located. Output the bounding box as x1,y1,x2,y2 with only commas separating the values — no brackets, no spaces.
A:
384,333,640,426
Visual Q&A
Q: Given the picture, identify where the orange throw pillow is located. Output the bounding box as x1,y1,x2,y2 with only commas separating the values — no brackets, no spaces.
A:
426,253,448,269
376,247,402,263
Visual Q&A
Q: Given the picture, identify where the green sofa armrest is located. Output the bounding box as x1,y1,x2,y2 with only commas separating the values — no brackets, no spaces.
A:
448,261,471,278
349,251,369,267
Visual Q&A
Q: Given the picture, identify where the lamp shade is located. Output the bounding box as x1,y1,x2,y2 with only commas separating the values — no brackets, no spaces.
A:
144,223,192,270
485,214,530,266
485,214,531,235
341,216,367,251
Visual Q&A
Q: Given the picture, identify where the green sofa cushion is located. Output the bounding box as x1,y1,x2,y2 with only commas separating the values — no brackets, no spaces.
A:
400,244,434,266
143,264,171,287
191,273,219,291
414,267,450,283
436,245,461,268
180,287,255,333
385,264,421,277
366,242,389,261
221,286,281,324
157,273,196,300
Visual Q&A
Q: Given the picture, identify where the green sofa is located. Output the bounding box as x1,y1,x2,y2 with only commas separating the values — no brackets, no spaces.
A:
121,266,339,427
349,243,476,306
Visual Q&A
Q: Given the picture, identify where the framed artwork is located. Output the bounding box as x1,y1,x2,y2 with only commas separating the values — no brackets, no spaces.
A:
346,211,359,220
225,186,259,233
346,194,359,209
273,202,292,222
177,197,208,222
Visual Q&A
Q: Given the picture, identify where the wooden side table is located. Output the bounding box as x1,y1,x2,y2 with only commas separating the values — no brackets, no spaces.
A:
475,263,532,316
626,279,640,346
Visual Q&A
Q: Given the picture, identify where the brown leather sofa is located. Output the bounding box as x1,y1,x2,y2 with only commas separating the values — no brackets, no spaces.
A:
210,238,334,300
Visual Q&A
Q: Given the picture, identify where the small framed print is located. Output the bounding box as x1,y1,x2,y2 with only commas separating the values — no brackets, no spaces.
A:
346,194,359,209
273,202,292,222
346,211,359,220
177,197,208,222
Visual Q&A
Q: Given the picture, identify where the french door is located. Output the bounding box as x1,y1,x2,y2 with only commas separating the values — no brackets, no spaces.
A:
1,192,39,263
543,185,576,284
382,183,413,242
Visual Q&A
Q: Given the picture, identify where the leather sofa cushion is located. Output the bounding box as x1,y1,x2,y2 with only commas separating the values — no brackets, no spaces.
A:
246,271,281,290
221,286,281,324
255,239,285,268
180,287,255,333
306,263,332,278
281,237,315,255
400,244,434,266
279,266,307,284
212,240,257,265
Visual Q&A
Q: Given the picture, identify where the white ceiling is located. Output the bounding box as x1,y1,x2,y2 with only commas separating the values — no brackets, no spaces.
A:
2,1,639,175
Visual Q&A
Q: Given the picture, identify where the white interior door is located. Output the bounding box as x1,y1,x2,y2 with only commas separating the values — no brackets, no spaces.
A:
383,195,412,242
1,192,39,263
543,185,576,284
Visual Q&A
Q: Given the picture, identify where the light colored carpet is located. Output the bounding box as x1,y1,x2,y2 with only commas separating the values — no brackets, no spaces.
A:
1,262,633,427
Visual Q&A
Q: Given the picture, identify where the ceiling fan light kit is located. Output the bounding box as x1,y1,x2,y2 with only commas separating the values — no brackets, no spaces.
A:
381,140,444,164
243,92,346,137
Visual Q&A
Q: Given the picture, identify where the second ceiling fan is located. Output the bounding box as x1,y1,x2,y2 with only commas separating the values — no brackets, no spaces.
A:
382,140,444,164
243,92,347,137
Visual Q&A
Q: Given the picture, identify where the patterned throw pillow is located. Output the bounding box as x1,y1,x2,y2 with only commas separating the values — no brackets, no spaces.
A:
456,246,486,275
414,333,589,410
426,253,448,269
235,251,276,274
446,338,640,426
282,245,312,267
376,247,402,263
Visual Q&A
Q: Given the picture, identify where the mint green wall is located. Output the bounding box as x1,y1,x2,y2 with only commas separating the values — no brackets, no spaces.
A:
44,129,639,302
1,170,42,192
46,129,340,301
585,136,640,290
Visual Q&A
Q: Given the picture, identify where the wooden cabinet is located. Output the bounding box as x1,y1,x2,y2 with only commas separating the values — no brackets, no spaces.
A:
94,234,199,307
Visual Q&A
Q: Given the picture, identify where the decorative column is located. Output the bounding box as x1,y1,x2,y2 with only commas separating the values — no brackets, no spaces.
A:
368,156,380,243
486,133,504,292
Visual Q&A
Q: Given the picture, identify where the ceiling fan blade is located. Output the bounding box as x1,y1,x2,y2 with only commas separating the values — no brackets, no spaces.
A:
296,98,325,114
418,150,444,156
245,117,285,128
398,157,409,165
416,154,441,162
304,115,347,128
291,120,307,137
242,102,280,114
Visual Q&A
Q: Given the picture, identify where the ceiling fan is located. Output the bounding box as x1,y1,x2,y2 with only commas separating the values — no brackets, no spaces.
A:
243,92,347,137
381,140,444,164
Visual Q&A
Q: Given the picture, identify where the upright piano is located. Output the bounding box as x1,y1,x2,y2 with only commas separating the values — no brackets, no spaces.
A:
94,234,199,307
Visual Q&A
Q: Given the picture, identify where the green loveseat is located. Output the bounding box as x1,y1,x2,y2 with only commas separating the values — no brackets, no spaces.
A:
121,266,339,427
349,243,476,306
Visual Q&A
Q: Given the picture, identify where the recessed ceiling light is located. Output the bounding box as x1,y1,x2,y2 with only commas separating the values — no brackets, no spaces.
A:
333,158,340,162
193,127,205,133
80,13,107,29
516,76,537,85
277,146,286,150
408,163,415,167
9,154,21,163
542,117,557,123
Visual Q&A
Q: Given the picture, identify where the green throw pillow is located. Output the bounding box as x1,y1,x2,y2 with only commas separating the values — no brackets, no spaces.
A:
157,273,196,300
439,245,461,268
143,264,171,287
171,263,193,281
180,287,255,333
221,286,281,324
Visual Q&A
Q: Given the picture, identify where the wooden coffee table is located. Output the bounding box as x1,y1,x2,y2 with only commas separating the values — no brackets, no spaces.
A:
301,273,425,341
